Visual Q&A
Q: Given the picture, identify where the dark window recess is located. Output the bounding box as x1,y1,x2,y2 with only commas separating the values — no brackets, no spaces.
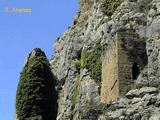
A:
77,49,82,60
73,20,77,25
132,63,140,80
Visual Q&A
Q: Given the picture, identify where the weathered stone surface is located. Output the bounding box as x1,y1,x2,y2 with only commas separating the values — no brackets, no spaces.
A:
147,35,160,83
126,89,139,99
139,87,158,96
14,113,18,120
80,87,160,120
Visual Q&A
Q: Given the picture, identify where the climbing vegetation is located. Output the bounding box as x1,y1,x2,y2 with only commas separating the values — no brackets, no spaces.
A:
75,41,102,86
101,0,123,15
84,41,102,85
16,48,57,120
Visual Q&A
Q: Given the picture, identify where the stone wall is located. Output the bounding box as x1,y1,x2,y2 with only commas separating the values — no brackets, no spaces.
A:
101,31,143,103
101,41,119,103
117,33,133,95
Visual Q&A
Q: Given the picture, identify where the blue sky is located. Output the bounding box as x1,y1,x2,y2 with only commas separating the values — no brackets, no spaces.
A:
0,0,78,119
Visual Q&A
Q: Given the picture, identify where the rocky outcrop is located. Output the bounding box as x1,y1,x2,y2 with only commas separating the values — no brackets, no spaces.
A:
147,34,160,83
49,0,160,119
81,86,160,120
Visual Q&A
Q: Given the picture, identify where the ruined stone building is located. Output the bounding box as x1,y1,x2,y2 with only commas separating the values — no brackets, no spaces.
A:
101,30,147,103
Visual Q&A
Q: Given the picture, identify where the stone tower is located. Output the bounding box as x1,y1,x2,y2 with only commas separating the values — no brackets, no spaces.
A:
101,30,146,103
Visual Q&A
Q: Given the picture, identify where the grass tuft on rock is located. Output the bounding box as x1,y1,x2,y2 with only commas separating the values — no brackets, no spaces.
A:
71,74,80,105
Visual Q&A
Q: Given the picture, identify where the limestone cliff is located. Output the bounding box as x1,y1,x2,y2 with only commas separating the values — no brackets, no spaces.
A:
49,0,160,119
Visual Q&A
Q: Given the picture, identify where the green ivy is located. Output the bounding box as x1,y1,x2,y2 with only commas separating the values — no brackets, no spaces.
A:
102,0,123,16
16,48,58,120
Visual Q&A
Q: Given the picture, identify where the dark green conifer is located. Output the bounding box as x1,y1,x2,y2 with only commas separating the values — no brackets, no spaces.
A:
16,48,58,120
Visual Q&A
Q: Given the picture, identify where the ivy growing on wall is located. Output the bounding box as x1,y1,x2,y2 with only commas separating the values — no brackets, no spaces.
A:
16,48,58,120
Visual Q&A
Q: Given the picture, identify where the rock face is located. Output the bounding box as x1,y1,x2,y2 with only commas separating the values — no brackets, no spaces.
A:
81,86,160,120
147,35,160,83
49,0,160,119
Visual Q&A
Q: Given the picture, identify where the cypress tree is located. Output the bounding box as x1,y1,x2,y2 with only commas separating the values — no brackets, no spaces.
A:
16,48,58,120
